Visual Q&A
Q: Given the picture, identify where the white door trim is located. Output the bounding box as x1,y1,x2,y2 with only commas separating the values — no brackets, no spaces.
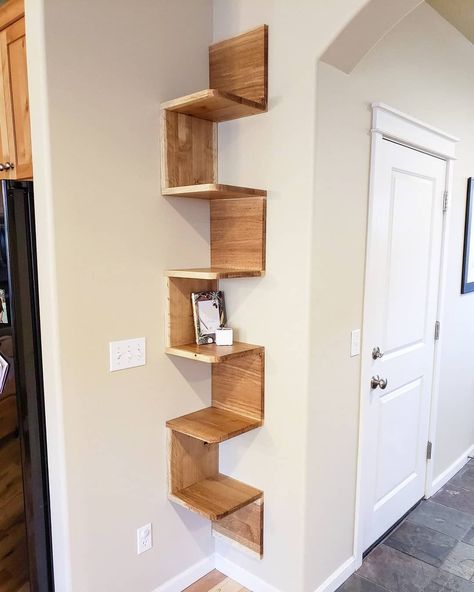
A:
353,103,458,568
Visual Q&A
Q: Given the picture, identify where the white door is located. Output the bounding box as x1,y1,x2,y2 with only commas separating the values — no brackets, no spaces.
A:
362,138,446,550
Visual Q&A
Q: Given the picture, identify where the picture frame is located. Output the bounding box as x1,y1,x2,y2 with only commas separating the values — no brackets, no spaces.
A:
462,178,474,294
0,286,9,326
0,351,9,396
191,290,226,345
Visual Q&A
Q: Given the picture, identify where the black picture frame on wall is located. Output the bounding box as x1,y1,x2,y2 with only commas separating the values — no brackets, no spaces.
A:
462,178,474,294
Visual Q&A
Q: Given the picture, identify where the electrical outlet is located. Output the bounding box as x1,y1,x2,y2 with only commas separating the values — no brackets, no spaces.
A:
137,523,152,555
109,338,146,372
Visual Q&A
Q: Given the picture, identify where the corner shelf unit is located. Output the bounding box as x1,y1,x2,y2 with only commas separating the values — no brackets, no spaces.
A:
162,25,268,558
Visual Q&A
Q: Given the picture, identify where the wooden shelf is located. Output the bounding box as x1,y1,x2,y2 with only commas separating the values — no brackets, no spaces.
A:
166,342,264,363
162,184,266,200
163,24,268,557
161,89,266,122
167,406,262,443
170,474,263,520
165,268,264,280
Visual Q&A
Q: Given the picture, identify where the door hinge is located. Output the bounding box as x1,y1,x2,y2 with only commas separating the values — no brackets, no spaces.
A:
427,441,433,460
443,191,449,213
434,321,441,341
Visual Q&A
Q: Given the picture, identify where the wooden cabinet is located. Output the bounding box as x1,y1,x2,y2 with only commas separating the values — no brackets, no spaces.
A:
0,15,32,180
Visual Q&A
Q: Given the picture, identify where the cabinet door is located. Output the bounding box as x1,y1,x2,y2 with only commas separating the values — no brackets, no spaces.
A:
0,27,12,180
0,17,32,180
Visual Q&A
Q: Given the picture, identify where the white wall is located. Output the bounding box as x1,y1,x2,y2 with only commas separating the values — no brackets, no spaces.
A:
311,2,474,589
26,1,214,591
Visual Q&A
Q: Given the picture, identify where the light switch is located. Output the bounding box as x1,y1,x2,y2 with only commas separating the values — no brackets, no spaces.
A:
109,338,146,372
351,330,361,357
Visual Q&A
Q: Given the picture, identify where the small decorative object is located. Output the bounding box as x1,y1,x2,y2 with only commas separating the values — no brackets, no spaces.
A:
215,327,233,346
462,178,474,294
0,288,8,324
0,351,10,396
191,290,226,345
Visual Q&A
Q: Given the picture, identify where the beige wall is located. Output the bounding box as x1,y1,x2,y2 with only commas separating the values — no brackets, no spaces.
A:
24,0,372,590
24,0,474,591
26,1,214,591
311,3,474,589
213,1,369,591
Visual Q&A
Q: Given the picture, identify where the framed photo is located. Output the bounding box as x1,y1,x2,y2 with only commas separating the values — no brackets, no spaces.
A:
191,290,226,345
0,351,9,395
0,287,9,325
462,178,474,294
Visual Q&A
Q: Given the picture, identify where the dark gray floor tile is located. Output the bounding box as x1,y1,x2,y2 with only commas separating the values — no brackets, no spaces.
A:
385,521,458,567
408,501,474,540
424,570,474,592
338,575,388,592
433,486,474,516
451,467,474,494
357,544,437,592
462,526,474,546
441,542,474,580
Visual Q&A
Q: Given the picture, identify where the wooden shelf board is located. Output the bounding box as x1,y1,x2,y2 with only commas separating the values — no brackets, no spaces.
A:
162,184,266,200
166,342,264,363
167,406,262,443
161,89,266,122
170,474,263,520
165,268,264,280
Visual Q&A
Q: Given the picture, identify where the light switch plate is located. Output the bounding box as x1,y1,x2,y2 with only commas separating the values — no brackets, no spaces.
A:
109,338,146,372
351,330,361,357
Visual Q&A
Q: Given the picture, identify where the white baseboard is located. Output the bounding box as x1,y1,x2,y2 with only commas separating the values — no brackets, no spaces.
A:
312,556,356,592
216,553,356,592
152,556,215,592
215,554,281,592
429,444,474,497
153,552,357,592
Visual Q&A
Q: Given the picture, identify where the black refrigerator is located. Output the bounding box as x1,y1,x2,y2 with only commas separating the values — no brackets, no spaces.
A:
0,180,54,592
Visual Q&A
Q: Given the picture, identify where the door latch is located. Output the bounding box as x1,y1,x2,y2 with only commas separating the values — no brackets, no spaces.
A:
371,375,388,390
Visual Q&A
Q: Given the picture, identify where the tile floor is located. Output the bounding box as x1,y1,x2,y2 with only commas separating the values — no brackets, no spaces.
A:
340,460,474,592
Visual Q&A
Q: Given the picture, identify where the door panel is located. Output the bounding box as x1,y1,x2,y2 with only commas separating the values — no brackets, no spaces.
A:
0,27,11,181
384,172,435,351
362,139,445,549
375,379,422,503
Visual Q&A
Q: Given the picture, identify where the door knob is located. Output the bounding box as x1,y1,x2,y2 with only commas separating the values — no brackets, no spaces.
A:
372,346,384,360
4,162,14,170
371,375,388,390
0,164,4,171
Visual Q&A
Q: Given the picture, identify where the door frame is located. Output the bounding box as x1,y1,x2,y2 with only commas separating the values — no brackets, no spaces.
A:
353,103,458,568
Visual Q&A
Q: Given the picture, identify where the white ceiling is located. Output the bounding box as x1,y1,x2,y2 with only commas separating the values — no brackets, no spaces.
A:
427,0,474,44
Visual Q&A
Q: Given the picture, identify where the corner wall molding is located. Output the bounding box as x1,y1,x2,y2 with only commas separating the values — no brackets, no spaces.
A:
152,556,215,592
215,554,281,592
429,443,474,497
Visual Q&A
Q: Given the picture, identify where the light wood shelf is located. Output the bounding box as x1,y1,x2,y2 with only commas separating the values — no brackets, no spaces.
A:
165,268,264,280
162,184,266,200
161,89,266,122
167,406,262,443
162,24,268,557
166,342,263,364
170,474,263,520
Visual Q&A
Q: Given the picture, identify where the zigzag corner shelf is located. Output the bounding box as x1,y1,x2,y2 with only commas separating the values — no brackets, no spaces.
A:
161,25,268,558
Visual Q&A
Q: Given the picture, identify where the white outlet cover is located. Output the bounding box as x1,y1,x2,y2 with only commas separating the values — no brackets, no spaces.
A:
109,338,146,372
137,523,152,555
